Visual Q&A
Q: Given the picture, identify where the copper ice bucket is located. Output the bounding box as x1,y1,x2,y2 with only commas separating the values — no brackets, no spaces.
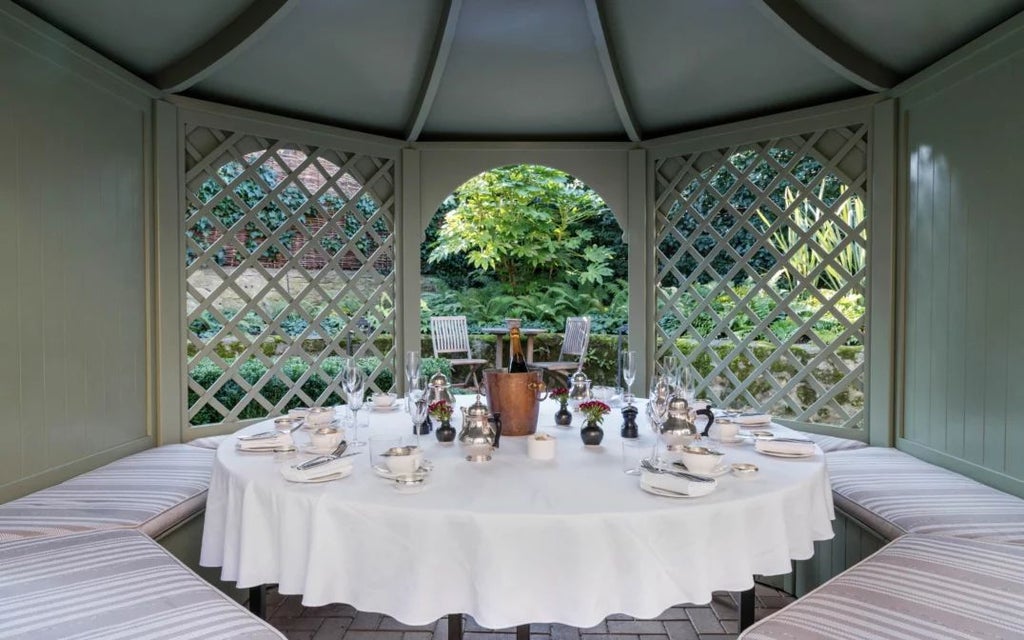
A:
482,369,547,437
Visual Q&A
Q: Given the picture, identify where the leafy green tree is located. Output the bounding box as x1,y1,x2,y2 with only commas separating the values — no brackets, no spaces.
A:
428,165,614,294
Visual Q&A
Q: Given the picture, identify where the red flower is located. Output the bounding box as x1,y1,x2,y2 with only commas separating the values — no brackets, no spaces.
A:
549,387,570,402
428,400,453,421
578,400,611,425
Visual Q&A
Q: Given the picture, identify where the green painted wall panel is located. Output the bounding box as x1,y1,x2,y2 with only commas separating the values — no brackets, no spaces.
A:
0,23,153,501
901,42,1024,493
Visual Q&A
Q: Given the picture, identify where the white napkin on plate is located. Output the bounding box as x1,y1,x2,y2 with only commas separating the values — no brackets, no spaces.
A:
281,458,354,483
236,432,292,451
718,413,772,425
640,468,717,496
755,438,816,456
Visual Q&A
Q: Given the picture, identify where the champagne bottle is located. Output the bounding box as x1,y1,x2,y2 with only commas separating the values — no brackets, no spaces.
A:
508,326,529,373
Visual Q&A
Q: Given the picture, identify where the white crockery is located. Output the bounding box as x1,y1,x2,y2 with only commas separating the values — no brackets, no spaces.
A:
527,433,556,460
372,392,397,408
679,445,725,474
382,446,423,475
306,406,336,425
310,426,343,451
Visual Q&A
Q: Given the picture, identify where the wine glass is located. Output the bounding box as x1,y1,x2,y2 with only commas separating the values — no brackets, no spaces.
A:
410,397,429,448
620,350,637,404
659,355,681,389
343,366,366,446
406,374,426,414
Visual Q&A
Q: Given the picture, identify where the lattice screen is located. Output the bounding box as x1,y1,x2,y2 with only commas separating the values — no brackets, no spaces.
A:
183,126,396,427
654,125,868,431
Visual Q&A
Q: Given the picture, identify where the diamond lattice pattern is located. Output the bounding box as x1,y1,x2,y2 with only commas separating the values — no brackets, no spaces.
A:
184,126,396,428
655,125,868,431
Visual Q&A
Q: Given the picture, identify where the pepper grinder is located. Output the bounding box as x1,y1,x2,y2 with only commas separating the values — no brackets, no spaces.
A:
620,405,639,439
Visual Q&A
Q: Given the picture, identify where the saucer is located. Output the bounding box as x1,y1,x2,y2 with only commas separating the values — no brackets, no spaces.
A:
715,435,744,444
303,419,340,430
757,449,814,458
369,404,400,413
672,462,730,478
373,463,431,480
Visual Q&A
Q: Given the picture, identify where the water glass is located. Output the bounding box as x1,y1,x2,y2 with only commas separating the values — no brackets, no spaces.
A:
621,438,645,475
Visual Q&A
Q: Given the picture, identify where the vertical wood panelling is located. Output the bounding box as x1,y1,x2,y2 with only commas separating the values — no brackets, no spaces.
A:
0,29,152,500
900,43,1024,493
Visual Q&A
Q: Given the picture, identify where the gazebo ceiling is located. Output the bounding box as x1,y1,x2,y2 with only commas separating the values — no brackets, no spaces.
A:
16,0,1024,141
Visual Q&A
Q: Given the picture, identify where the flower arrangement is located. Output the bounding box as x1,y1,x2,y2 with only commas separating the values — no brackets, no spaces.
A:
549,387,569,404
578,400,611,425
428,400,453,422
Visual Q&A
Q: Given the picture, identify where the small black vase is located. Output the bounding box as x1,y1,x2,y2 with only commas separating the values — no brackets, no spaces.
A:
555,402,573,426
436,420,456,443
581,420,604,446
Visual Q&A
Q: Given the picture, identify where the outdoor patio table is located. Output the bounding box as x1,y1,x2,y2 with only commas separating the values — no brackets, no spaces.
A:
200,398,834,631
479,326,545,369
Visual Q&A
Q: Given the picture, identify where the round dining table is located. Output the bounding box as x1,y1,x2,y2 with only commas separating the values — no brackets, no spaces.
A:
200,397,834,630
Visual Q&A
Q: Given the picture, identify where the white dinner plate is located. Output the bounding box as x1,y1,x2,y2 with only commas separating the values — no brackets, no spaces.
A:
639,480,708,499
235,443,283,452
756,449,815,458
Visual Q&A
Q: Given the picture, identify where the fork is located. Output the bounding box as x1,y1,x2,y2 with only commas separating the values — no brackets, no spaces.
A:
640,458,714,483
294,441,356,470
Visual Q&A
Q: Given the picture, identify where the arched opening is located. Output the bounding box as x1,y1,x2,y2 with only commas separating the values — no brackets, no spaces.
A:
418,164,628,387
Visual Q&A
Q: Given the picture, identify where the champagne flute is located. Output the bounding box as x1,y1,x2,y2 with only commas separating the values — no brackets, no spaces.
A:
343,366,366,446
620,350,637,404
646,374,672,465
405,351,421,390
660,355,681,390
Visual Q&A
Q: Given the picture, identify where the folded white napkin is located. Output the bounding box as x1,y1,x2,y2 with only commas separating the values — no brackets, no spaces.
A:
236,432,293,451
640,468,717,496
281,458,354,483
755,438,816,456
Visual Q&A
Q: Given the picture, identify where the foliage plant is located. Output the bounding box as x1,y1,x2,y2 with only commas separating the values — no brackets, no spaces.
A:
428,165,615,295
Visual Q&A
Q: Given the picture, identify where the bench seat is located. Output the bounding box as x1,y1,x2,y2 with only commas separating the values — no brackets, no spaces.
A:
826,447,1024,544
740,534,1024,639
0,528,284,639
0,445,214,542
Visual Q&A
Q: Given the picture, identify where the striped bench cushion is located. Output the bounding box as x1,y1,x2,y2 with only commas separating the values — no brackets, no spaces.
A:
740,535,1024,640
802,432,867,453
0,528,284,639
828,447,1024,544
0,445,214,542
187,435,229,450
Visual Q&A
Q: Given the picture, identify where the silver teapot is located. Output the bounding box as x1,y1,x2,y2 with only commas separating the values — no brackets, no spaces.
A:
458,395,502,462
426,371,454,405
659,394,701,448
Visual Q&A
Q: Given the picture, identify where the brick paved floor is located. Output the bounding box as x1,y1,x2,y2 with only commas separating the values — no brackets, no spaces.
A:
266,583,795,640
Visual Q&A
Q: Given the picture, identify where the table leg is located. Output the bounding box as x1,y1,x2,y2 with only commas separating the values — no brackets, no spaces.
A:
494,336,505,369
248,585,267,619
448,614,464,640
516,624,530,640
738,587,755,630
525,336,535,363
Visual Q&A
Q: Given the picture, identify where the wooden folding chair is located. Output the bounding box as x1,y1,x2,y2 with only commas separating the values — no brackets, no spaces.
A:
429,316,489,387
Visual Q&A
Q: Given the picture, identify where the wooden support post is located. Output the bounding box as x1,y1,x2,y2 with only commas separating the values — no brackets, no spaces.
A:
516,624,530,640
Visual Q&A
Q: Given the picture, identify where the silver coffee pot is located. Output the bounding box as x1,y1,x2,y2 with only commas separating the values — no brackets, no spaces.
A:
458,395,501,462
426,371,454,405
567,370,592,410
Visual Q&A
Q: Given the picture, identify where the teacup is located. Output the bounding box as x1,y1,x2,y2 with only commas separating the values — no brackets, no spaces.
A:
309,426,343,452
288,407,310,419
715,421,740,442
679,445,725,474
273,416,304,432
372,392,397,409
306,406,336,426
381,445,423,475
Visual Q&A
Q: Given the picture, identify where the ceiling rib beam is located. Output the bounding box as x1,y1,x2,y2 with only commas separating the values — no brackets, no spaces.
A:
584,0,641,142
754,0,900,92
151,0,298,93
406,0,463,142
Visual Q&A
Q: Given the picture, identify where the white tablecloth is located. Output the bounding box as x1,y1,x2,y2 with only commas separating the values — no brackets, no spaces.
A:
201,398,834,628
